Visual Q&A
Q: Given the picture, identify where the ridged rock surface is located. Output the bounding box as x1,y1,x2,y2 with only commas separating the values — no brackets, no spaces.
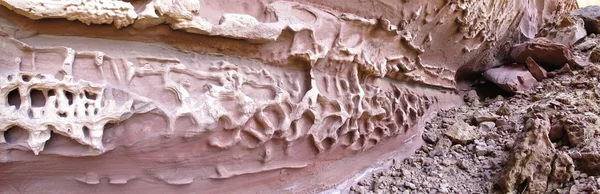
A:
0,0,576,193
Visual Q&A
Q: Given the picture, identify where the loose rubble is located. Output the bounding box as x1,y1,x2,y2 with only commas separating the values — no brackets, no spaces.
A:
350,12,600,194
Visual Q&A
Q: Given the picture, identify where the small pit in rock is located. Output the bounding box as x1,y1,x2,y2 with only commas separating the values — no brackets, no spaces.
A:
64,91,74,105
30,89,46,107
7,89,21,109
4,126,29,145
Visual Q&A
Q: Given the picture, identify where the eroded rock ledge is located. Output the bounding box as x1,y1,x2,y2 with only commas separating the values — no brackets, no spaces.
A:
0,0,577,193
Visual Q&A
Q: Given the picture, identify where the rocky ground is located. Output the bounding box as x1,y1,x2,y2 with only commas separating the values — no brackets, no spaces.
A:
350,7,600,194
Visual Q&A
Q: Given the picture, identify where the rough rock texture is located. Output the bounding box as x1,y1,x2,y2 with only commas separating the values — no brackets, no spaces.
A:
443,120,479,145
0,0,578,193
352,34,600,194
482,64,538,93
526,56,549,81
572,5,600,34
510,38,574,70
591,48,600,62
496,116,556,193
540,16,587,47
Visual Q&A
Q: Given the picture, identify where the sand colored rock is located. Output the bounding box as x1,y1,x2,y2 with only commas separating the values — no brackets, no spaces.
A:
497,117,556,193
444,120,479,145
541,16,587,46
0,0,579,193
546,151,575,192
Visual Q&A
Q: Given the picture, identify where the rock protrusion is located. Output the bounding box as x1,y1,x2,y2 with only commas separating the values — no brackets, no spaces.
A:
510,38,573,70
497,117,555,193
572,5,600,34
541,16,587,46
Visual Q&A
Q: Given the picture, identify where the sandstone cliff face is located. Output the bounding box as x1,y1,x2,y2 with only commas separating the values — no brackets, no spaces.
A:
0,0,576,193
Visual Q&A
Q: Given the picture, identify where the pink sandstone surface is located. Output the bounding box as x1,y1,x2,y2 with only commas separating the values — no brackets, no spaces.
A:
0,0,577,193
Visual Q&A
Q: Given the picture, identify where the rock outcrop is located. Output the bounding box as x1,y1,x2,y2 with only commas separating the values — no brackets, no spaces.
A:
572,5,600,34
497,117,557,193
0,0,578,193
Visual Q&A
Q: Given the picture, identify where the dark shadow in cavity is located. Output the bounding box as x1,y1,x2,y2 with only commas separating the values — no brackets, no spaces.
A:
7,89,21,109
30,89,46,107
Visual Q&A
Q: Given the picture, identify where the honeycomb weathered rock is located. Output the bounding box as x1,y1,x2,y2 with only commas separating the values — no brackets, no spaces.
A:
0,0,578,193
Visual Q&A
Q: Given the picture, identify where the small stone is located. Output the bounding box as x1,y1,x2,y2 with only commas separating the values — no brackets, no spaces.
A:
473,110,497,123
442,158,456,166
405,182,417,190
457,159,469,170
574,38,599,51
431,138,453,156
569,185,580,194
496,103,511,116
478,121,495,133
422,132,438,144
495,118,509,127
439,183,450,193
464,90,480,104
475,145,491,156
555,63,572,74
568,56,592,69
401,169,412,177
444,121,480,145
525,57,548,81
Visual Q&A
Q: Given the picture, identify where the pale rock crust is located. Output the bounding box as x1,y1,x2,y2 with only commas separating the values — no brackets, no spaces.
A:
0,0,137,28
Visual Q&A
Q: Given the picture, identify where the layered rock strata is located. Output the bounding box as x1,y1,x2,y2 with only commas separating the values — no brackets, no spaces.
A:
0,0,577,193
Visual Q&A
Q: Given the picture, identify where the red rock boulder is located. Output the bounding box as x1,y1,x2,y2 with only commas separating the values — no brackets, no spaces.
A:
483,64,538,94
510,38,573,70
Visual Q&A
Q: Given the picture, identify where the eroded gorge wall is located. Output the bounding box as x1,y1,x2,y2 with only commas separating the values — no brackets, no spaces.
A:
0,0,576,193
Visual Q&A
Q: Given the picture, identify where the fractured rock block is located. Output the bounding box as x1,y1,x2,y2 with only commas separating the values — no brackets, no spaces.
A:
497,117,555,193
525,57,548,81
510,38,574,70
483,64,538,94
572,139,600,175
